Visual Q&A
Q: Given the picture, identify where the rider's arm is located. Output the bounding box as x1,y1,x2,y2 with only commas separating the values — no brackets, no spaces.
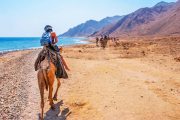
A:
51,32,58,44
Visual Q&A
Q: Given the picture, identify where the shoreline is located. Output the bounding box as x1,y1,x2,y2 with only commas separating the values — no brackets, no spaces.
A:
0,47,41,56
0,42,92,56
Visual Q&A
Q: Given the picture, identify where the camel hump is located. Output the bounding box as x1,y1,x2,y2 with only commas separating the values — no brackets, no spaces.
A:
40,58,49,70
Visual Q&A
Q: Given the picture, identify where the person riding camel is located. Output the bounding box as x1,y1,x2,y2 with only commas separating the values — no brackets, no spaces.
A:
39,25,70,78
41,25,59,52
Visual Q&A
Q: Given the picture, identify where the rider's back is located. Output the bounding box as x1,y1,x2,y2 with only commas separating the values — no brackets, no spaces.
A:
40,32,52,46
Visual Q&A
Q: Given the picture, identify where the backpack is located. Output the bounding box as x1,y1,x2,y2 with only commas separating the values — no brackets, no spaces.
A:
40,32,52,46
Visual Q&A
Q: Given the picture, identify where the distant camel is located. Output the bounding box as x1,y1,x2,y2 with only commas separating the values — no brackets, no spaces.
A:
100,35,108,49
36,48,61,120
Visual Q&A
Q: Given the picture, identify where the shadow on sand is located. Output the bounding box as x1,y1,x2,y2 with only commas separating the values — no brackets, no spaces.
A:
42,100,71,120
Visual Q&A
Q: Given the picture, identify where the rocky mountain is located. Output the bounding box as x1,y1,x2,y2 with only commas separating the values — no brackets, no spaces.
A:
141,0,180,36
94,1,177,37
59,16,123,37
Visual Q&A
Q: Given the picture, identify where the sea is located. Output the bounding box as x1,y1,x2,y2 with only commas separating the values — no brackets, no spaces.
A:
0,37,89,53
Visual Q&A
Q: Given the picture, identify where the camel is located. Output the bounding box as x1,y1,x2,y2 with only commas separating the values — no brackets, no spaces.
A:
100,37,108,49
37,51,61,120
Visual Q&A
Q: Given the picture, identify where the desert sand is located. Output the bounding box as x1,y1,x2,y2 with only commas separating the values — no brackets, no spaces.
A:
0,36,180,120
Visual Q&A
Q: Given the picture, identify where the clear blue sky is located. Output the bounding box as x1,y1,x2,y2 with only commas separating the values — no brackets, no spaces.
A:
0,0,177,37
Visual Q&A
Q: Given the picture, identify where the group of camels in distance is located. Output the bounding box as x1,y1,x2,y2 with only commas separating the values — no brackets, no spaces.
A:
96,35,120,49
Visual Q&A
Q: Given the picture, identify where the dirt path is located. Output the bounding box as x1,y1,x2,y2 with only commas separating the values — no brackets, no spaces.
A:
61,51,180,120
0,43,180,120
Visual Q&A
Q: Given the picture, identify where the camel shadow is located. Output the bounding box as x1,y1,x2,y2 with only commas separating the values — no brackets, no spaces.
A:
43,100,71,120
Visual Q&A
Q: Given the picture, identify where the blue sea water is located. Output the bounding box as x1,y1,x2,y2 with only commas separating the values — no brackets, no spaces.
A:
0,37,88,53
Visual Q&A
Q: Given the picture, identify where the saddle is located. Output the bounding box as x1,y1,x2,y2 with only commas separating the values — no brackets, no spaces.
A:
34,46,68,79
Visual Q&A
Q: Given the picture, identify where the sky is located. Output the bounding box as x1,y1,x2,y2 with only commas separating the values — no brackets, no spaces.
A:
0,0,177,37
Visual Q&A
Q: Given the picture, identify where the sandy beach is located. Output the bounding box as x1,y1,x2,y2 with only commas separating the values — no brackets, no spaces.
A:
0,37,180,120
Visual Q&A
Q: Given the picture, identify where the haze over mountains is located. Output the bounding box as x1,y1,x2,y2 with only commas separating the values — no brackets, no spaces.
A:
60,16,123,37
60,1,180,37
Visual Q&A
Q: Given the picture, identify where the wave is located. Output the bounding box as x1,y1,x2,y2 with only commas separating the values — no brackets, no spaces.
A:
0,47,42,55
75,40,89,44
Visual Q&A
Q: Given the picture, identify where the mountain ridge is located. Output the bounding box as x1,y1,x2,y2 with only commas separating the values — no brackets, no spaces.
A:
94,1,176,37
59,15,124,37
60,1,180,38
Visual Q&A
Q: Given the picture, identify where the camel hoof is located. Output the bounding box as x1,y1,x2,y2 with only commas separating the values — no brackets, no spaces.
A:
51,106,55,110
39,114,44,120
53,97,58,101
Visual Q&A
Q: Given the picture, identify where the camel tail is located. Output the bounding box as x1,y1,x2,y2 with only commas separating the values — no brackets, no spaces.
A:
42,70,49,91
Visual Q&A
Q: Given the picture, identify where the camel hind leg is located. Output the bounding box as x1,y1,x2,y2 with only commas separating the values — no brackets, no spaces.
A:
38,71,45,120
53,78,61,101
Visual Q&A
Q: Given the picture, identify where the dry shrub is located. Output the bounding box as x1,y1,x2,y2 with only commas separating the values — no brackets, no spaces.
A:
174,57,180,62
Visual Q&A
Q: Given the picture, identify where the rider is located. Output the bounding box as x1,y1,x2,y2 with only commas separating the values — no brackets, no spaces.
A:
41,25,70,78
41,25,59,52
96,37,99,47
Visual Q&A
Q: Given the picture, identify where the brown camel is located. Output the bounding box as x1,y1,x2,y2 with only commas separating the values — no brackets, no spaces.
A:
37,59,61,120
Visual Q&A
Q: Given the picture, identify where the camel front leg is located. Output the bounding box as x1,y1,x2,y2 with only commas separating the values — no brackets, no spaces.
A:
38,71,45,120
53,78,61,101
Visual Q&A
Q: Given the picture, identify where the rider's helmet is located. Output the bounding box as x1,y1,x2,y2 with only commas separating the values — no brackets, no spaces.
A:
44,25,53,32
